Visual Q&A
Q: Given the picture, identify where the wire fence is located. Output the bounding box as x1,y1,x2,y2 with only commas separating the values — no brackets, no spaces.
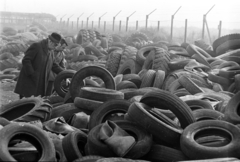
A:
1,16,240,44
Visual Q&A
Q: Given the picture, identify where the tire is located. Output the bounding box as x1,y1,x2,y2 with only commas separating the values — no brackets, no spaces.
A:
0,117,11,126
142,50,155,70
85,45,104,57
168,59,192,71
142,144,188,162
152,47,170,73
46,95,64,104
54,70,76,98
223,91,240,124
136,46,155,66
0,74,16,80
180,120,240,159
0,96,52,122
186,44,212,58
73,156,103,162
76,29,89,45
185,100,214,111
78,55,98,62
119,87,159,100
140,89,195,129
88,99,131,130
0,52,13,60
0,123,55,161
69,65,116,100
125,102,182,146
216,39,240,56
178,75,204,95
52,139,68,162
88,30,97,43
117,80,138,90
87,120,152,159
62,130,88,162
191,53,211,68
74,97,103,112
117,59,142,75
193,109,224,122
153,70,165,89
140,69,156,88
51,103,92,120
79,87,124,102
213,34,240,53
122,74,142,88
105,49,122,77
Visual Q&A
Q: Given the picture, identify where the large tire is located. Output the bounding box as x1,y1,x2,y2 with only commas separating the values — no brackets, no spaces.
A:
152,47,170,73
69,65,116,100
213,34,240,53
105,49,122,77
180,120,240,159
125,102,182,146
140,89,195,129
143,144,188,162
193,109,224,122
87,120,152,159
136,46,155,66
76,29,89,45
0,123,56,161
88,99,131,130
117,59,141,75
62,130,88,162
54,70,76,98
223,91,240,124
79,87,124,102
0,96,52,122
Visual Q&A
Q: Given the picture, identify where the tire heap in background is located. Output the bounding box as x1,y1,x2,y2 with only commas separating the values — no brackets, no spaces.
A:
1,26,240,161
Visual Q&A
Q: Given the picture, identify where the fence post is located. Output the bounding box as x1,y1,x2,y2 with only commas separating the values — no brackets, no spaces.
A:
145,15,148,29
92,21,94,29
82,20,84,28
104,21,106,32
157,21,160,31
126,17,129,32
98,18,101,29
86,18,89,28
202,15,206,39
170,15,174,40
77,18,79,29
112,17,115,31
119,20,122,31
184,19,188,43
136,21,138,30
218,21,222,38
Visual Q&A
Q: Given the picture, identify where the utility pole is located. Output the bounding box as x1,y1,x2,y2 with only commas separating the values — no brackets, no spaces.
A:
99,12,107,29
77,13,84,29
146,9,157,29
87,13,94,29
126,11,136,31
170,6,181,40
113,10,121,31
202,5,215,40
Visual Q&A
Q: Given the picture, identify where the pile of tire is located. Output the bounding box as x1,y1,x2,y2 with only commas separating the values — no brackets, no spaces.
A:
1,32,240,161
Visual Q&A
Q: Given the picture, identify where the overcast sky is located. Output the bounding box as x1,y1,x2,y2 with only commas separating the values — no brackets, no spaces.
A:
1,0,240,29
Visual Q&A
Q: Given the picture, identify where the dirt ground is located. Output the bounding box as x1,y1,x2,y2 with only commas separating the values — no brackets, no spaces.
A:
0,80,19,107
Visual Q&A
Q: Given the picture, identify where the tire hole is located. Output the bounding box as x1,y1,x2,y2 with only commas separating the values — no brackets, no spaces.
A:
1,103,35,120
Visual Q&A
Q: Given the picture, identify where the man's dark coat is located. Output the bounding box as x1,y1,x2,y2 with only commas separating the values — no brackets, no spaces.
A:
14,39,63,97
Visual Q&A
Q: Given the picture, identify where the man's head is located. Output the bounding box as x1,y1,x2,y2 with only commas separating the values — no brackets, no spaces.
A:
48,32,61,50
55,38,68,52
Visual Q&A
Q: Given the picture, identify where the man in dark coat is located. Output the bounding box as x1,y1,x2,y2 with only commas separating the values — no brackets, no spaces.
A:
14,33,64,98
